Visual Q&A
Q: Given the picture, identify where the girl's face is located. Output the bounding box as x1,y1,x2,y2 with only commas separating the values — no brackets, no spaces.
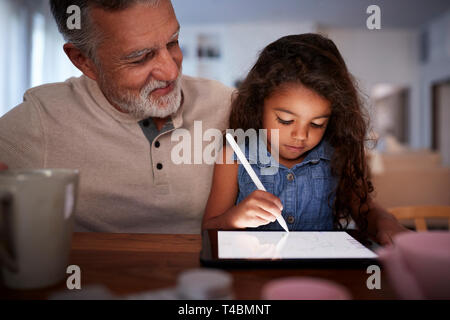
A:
262,84,331,168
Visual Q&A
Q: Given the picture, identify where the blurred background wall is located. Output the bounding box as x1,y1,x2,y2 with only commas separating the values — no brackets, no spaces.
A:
0,0,449,209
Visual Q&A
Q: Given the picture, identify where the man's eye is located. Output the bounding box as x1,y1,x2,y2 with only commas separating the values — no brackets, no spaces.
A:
276,117,293,125
131,52,155,64
132,58,146,64
168,40,179,48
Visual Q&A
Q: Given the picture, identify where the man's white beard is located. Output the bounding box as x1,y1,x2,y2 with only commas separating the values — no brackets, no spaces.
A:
102,72,182,120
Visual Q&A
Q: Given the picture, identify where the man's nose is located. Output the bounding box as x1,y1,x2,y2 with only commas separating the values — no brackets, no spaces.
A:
152,49,179,81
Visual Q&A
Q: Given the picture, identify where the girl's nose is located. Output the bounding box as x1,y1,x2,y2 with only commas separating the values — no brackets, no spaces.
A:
291,124,308,141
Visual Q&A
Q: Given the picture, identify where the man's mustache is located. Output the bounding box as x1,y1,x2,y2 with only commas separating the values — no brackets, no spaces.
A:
141,73,182,97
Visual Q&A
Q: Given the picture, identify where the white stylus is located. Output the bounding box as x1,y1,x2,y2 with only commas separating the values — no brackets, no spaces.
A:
225,133,289,233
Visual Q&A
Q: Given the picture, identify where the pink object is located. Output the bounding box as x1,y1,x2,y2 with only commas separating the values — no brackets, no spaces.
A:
261,277,352,300
377,231,450,300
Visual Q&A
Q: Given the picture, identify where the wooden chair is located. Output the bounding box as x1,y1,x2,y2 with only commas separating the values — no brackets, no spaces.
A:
388,206,450,231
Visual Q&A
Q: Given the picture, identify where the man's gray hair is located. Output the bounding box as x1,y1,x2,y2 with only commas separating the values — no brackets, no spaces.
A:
50,0,161,64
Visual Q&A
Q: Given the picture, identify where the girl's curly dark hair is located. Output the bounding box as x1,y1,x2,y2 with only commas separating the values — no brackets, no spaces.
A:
229,33,374,234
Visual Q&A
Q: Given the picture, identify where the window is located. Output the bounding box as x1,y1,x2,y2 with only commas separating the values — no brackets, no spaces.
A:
0,0,81,117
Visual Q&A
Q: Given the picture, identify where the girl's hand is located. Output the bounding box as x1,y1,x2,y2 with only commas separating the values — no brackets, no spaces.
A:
226,190,283,229
375,220,412,246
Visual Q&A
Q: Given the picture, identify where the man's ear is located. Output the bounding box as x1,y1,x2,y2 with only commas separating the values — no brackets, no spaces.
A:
63,43,99,81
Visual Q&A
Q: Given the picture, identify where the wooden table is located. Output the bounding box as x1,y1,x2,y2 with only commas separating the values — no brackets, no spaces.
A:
1,232,397,300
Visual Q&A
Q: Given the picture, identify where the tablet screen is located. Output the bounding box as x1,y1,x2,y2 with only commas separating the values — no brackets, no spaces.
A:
217,231,377,259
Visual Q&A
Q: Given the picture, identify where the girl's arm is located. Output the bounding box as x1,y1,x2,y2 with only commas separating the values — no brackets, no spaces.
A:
202,146,283,230
351,197,410,246
367,199,411,245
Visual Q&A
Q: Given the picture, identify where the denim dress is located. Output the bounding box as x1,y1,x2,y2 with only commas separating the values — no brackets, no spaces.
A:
233,139,337,231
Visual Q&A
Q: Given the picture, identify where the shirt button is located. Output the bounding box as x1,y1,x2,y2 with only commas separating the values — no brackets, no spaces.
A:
287,216,295,224
155,141,160,148
286,173,294,181
311,159,319,164
142,119,150,127
156,163,163,170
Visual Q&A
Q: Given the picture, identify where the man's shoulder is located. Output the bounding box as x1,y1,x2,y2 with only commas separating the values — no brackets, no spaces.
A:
24,76,90,103
181,75,234,98
0,76,90,125
180,75,234,128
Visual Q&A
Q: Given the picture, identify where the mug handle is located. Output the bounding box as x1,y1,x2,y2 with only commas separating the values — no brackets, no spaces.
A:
0,191,18,273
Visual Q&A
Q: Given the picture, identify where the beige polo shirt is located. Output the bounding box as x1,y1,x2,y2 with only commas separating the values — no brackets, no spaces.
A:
0,75,233,233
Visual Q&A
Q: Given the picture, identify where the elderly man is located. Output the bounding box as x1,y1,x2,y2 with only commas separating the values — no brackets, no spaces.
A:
0,0,232,233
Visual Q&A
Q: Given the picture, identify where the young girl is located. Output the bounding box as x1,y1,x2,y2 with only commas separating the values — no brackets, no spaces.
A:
202,33,407,245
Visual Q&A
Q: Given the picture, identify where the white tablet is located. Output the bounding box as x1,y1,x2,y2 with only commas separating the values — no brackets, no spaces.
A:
200,230,378,268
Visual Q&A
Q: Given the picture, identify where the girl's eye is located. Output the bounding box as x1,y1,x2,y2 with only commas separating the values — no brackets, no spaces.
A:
311,123,326,129
276,117,293,125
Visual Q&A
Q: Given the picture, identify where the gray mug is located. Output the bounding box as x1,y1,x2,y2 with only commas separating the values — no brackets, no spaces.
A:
0,169,79,289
